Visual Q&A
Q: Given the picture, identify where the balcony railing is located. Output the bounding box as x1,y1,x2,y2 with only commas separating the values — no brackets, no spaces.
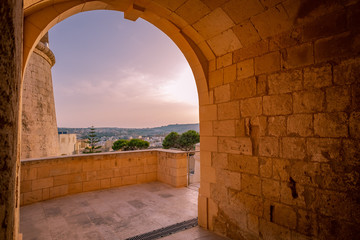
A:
20,149,188,206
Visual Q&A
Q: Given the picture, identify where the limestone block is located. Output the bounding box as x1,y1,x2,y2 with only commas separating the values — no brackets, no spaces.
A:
259,157,273,178
234,40,268,62
290,161,321,186
259,0,283,8
247,213,259,235
199,136,217,152
209,68,223,88
175,0,210,25
218,101,240,120
314,112,348,137
334,57,360,85
259,137,279,157
228,154,259,175
200,104,217,121
255,51,281,75
268,69,302,94
279,183,308,209
200,0,228,10
68,183,82,194
259,219,291,240
306,138,341,162
213,120,236,137
251,4,292,39
282,43,314,69
32,177,53,191
223,64,236,84
261,178,280,201
100,179,111,188
296,209,318,237
113,167,130,177
211,152,228,169
122,175,137,185
200,166,216,183
287,114,313,137
223,0,264,24
200,121,213,136
83,180,100,192
130,166,144,175
272,204,297,229
218,137,252,155
22,167,37,181
237,59,254,80
216,169,240,190
229,190,263,216
214,84,230,103
23,190,43,205
241,174,261,196
233,21,261,47
97,169,114,179
272,158,290,181
193,8,234,39
263,94,292,115
231,77,257,100
281,137,306,160
268,116,287,137
293,90,325,113
352,84,360,111
240,97,262,117
49,185,68,199
304,64,332,89
257,75,267,96
20,181,31,193
235,119,246,137
207,29,242,56
216,53,232,69
350,112,360,138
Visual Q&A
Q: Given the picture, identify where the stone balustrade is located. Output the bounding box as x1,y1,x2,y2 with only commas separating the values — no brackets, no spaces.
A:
20,149,188,206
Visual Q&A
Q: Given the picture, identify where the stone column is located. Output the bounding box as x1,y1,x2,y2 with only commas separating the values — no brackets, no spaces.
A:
0,0,23,239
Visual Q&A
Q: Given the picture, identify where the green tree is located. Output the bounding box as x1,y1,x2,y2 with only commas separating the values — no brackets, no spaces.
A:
83,126,102,154
162,132,180,149
125,139,150,150
177,130,200,151
112,139,129,151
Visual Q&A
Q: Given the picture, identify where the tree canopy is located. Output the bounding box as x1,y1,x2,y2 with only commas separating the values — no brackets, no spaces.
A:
162,130,199,151
112,138,149,151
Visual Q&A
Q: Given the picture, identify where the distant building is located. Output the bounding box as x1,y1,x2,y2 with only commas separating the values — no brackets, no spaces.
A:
59,133,77,155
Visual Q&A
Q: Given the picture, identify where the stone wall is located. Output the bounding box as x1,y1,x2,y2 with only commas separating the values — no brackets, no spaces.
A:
21,40,59,159
198,2,360,239
20,149,188,206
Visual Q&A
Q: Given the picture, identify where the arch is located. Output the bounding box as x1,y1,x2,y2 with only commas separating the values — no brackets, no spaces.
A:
23,0,212,104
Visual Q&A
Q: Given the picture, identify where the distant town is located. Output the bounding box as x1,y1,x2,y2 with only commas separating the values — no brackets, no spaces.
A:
57,123,199,155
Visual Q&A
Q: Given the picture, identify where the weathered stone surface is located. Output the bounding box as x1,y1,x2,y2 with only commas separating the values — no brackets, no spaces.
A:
281,137,306,160
256,75,267,96
218,137,252,155
268,70,302,94
263,94,292,115
293,90,325,113
282,42,314,69
207,29,242,56
241,174,261,196
268,116,287,137
228,154,258,175
232,21,261,47
209,68,223,88
233,40,269,62
223,64,236,84
306,138,341,163
272,158,290,182
326,86,351,112
334,57,360,85
213,120,236,136
255,51,281,75
349,112,360,138
240,97,262,117
287,114,313,137
175,0,210,25
214,84,230,103
218,101,240,120
259,157,272,178
237,59,254,80
303,64,332,89
261,178,280,201
259,137,279,157
223,0,264,24
217,53,232,69
314,113,348,137
230,77,257,99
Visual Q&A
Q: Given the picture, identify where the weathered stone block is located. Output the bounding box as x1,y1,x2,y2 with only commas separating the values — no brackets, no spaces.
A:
242,174,261,196
268,116,287,137
240,97,262,117
233,21,261,47
175,0,210,24
200,104,217,121
314,113,348,137
217,53,232,69
237,59,254,80
293,90,325,113
352,84,360,111
216,169,240,190
208,29,242,56
218,101,240,120
32,177,53,191
83,180,100,192
218,137,252,155
350,112,360,138
297,209,318,237
334,57,360,85
272,158,290,181
209,68,223,89
268,70,302,94
259,137,279,157
262,178,280,201
287,114,313,137
272,204,297,229
306,138,341,162
255,51,281,75
223,64,236,84
256,75,267,96
233,40,268,62
49,185,68,199
228,189,263,216
235,118,246,137
247,213,259,235
282,43,314,69
263,94,292,115
228,154,258,175
214,84,230,103
291,161,321,186
213,120,236,136
281,137,306,160
223,0,264,24
231,77,257,99
326,86,351,112
211,152,228,169
259,157,272,178
303,64,332,89
259,219,291,240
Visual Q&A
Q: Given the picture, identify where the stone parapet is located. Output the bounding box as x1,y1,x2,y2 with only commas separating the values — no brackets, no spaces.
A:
20,149,188,206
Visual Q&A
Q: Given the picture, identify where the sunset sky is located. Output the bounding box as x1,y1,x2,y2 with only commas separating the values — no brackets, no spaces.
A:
49,10,199,128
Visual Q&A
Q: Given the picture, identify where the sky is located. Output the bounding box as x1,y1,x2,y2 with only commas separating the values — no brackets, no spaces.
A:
49,10,199,128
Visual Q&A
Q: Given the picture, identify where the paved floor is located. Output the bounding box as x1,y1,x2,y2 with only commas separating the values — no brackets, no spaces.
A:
20,182,228,240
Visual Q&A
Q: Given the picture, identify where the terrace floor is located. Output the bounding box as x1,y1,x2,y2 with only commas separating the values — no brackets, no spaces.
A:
20,182,228,240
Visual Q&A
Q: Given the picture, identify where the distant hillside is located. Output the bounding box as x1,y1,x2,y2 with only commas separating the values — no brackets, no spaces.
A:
58,123,199,139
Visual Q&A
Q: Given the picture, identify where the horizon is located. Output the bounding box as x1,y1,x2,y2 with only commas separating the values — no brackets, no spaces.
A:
58,122,199,129
50,10,199,128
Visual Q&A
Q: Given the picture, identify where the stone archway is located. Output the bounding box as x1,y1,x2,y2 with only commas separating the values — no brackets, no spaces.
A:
1,0,360,239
